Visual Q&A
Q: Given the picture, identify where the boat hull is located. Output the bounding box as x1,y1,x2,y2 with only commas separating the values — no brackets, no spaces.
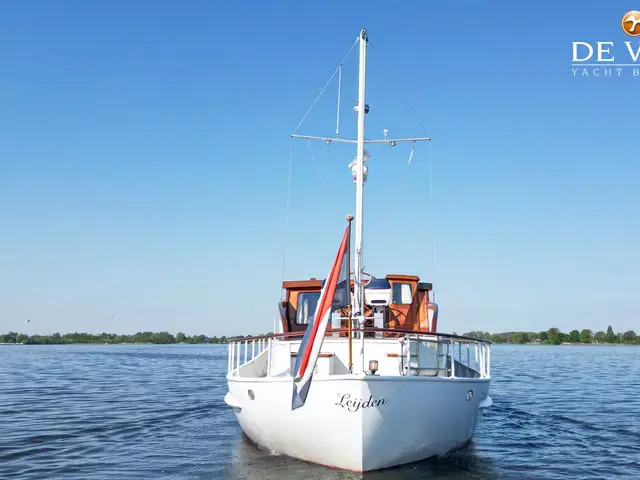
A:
225,374,491,472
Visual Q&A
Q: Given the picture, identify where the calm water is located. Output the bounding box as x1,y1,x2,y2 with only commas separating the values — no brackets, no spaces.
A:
1,344,639,479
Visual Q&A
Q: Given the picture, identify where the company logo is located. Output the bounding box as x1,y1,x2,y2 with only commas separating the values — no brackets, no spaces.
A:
571,11,640,77
622,11,640,36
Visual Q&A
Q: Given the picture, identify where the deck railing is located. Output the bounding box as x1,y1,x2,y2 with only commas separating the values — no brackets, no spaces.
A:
398,333,491,379
227,337,271,375
227,327,491,379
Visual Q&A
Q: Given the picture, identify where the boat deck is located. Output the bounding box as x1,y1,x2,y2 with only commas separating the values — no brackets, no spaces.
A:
227,329,490,381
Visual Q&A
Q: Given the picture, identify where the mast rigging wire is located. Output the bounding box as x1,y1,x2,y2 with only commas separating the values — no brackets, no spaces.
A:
370,39,436,296
281,35,360,291
291,37,359,136
283,35,436,299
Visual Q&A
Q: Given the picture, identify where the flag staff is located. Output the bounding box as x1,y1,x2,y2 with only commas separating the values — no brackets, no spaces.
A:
346,213,354,374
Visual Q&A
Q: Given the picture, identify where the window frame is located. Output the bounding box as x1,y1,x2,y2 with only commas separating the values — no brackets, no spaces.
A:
295,291,321,325
392,282,413,305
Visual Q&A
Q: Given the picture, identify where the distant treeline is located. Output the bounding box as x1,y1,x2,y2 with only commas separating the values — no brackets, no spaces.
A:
3,325,639,346
0,331,269,345
463,325,640,345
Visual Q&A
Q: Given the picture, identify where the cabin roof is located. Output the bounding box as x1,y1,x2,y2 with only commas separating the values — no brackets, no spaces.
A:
386,274,420,281
282,274,432,291
282,278,322,289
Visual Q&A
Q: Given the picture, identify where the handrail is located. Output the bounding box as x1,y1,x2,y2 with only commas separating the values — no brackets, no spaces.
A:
228,329,491,379
228,327,492,344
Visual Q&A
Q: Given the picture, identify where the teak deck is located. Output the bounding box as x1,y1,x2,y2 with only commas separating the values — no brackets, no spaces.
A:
278,274,436,336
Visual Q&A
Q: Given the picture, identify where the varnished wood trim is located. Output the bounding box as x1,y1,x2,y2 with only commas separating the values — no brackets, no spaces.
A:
386,274,420,282
282,279,323,289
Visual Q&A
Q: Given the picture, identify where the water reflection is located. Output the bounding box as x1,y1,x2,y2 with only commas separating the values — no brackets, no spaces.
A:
227,434,500,480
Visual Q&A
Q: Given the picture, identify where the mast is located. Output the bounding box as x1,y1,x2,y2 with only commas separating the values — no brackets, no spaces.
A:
353,28,368,323
289,28,432,374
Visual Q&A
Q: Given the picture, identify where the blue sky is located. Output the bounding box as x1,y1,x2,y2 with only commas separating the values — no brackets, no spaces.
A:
0,1,638,337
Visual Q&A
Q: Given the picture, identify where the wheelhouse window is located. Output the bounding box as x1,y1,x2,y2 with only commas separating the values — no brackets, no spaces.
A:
392,283,413,304
296,292,321,324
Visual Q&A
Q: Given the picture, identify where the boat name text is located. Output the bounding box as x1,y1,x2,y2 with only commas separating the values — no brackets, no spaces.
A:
335,393,388,412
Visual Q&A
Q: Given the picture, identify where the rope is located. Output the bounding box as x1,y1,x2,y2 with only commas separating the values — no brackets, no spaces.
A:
280,142,294,300
291,36,359,136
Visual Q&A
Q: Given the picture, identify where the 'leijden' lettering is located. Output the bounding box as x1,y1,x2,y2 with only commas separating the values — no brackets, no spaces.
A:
335,393,389,412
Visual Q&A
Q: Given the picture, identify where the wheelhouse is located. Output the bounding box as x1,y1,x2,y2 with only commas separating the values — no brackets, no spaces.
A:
278,274,437,336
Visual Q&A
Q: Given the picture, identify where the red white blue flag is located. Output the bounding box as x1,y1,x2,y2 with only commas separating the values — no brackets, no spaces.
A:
292,222,351,410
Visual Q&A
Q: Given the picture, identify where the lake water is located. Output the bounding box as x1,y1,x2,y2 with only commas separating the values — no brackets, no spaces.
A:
1,344,639,479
